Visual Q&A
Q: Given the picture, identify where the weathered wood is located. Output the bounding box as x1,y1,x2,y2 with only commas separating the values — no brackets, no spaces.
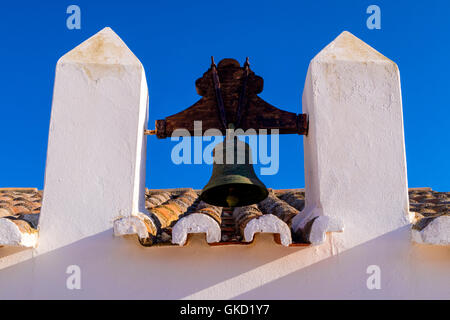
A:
155,58,308,138
144,129,156,135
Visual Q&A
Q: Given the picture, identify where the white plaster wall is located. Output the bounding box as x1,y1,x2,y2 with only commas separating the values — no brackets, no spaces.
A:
298,31,410,250
0,230,449,299
37,28,149,254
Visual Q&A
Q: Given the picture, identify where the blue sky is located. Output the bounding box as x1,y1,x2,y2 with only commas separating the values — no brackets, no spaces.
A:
0,0,449,191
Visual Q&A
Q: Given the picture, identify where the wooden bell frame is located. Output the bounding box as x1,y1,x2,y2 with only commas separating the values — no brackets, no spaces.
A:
145,57,308,138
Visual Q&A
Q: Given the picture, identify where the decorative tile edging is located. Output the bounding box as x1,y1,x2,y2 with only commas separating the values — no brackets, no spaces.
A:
0,218,38,248
412,215,450,245
233,205,292,247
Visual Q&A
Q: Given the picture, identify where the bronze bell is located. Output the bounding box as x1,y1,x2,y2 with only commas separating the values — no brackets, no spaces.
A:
200,137,269,207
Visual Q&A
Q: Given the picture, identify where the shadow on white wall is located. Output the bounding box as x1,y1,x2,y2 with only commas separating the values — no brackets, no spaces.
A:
0,227,448,299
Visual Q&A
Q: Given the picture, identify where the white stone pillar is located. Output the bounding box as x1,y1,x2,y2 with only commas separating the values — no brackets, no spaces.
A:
293,31,410,249
37,27,149,253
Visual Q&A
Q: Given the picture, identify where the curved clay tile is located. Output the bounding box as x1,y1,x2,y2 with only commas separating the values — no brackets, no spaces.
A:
233,204,261,236
0,205,15,218
258,193,299,225
148,189,198,231
195,201,222,225
232,205,292,246
409,189,449,231
1,187,447,247
145,191,172,209
172,201,222,246
115,189,198,246
0,217,38,247
277,191,305,211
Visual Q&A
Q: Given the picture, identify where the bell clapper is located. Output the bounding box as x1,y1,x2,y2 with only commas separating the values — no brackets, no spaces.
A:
225,123,235,142
226,194,239,207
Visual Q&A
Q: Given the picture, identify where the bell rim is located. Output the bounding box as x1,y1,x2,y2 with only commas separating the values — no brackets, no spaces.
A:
199,182,269,208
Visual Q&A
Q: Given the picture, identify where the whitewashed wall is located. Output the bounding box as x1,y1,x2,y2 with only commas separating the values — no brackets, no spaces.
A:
37,27,148,254
0,233,449,299
0,29,448,299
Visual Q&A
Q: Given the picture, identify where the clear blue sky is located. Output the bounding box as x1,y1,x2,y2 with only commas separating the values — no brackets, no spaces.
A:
0,1,448,191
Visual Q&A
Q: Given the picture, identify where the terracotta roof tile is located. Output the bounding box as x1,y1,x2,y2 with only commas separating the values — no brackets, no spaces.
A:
259,192,299,225
1,187,448,248
232,205,293,246
171,201,222,246
276,190,305,211
408,188,449,230
195,201,222,225
233,204,262,235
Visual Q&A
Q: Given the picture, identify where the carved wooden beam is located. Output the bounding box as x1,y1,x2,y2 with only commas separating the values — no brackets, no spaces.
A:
152,58,308,138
